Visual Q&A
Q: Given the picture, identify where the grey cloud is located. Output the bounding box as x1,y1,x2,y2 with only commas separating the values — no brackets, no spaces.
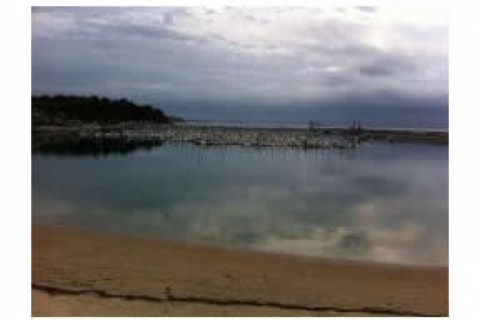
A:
103,24,196,41
357,64,399,77
62,11,197,43
163,12,174,25
32,7,448,121
356,54,418,77
354,6,377,13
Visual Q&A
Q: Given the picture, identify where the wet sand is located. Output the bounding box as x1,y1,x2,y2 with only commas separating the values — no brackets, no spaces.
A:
32,226,448,316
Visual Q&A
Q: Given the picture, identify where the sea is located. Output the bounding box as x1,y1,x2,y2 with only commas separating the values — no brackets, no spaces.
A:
162,105,448,131
32,131,448,266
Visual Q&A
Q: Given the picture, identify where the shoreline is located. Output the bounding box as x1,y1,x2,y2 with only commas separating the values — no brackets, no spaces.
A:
32,225,448,316
32,124,448,154
32,222,447,270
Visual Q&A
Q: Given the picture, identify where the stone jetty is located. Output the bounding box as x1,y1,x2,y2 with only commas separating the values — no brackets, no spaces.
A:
33,123,448,153
33,124,360,150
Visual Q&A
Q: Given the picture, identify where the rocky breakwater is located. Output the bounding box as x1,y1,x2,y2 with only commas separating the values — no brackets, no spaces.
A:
93,126,359,149
33,124,362,153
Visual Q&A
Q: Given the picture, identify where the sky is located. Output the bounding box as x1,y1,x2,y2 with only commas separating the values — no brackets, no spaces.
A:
32,6,448,123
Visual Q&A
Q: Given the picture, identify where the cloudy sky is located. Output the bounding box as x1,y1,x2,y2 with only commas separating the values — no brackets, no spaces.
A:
32,6,448,122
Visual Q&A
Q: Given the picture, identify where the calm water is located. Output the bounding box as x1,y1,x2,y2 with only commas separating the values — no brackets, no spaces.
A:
32,142,448,266
163,106,448,130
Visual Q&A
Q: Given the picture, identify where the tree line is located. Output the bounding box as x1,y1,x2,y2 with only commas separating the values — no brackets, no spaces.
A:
32,95,179,125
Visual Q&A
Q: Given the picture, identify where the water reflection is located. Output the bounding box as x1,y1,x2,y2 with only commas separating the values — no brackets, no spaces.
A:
32,134,163,157
32,143,448,266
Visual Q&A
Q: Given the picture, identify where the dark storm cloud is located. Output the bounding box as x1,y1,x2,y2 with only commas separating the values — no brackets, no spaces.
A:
32,7,448,112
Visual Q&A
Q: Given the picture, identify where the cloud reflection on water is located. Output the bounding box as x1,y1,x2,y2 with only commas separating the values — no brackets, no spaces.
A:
32,143,448,266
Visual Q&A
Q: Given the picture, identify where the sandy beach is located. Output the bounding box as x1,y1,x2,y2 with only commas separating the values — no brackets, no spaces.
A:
32,226,448,316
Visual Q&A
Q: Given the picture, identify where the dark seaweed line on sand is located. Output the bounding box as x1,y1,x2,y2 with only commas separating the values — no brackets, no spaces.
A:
32,282,442,316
